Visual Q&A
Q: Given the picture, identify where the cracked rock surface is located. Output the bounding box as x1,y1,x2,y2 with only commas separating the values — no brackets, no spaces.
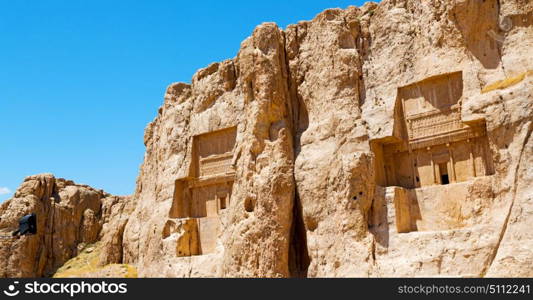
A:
1,0,531,277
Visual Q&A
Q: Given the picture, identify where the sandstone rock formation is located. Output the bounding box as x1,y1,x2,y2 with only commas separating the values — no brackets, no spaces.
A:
122,0,532,277
1,0,532,278
0,174,130,277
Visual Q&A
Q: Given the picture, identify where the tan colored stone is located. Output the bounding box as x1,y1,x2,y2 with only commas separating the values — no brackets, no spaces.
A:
2,0,532,278
121,0,532,278
0,174,128,277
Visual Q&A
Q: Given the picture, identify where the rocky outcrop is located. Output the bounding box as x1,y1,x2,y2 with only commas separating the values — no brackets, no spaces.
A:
1,0,531,278
0,174,129,277
122,0,532,277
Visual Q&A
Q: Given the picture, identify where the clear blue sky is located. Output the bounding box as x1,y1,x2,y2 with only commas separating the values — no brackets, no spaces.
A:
0,0,367,202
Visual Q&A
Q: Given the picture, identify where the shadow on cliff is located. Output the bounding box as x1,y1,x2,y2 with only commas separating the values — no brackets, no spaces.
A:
288,92,310,278
450,0,503,70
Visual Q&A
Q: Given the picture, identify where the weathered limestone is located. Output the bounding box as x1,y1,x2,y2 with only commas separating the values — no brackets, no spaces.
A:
1,0,531,278
120,0,531,278
372,72,494,190
165,127,237,256
122,22,296,278
0,174,129,277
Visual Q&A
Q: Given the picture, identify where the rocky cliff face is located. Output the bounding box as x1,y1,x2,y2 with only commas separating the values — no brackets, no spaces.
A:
121,0,533,277
1,0,531,278
0,174,131,277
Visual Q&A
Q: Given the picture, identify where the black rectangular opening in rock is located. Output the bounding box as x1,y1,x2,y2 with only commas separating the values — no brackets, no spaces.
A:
439,163,450,185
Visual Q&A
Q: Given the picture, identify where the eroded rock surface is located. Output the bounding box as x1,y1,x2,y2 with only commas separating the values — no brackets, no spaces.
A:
2,0,532,278
120,0,532,277
0,174,129,277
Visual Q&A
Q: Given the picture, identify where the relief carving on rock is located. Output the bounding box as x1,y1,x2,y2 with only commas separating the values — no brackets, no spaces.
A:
371,72,496,234
165,127,237,256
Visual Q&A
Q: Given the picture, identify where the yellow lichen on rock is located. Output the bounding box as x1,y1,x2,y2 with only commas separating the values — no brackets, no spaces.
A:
482,70,532,93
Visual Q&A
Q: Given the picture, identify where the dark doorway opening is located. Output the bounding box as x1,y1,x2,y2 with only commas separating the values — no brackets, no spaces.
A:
441,174,450,185
439,163,450,185
219,196,227,210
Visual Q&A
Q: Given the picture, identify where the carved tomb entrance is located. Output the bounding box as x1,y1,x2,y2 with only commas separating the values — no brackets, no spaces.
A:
167,127,237,256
